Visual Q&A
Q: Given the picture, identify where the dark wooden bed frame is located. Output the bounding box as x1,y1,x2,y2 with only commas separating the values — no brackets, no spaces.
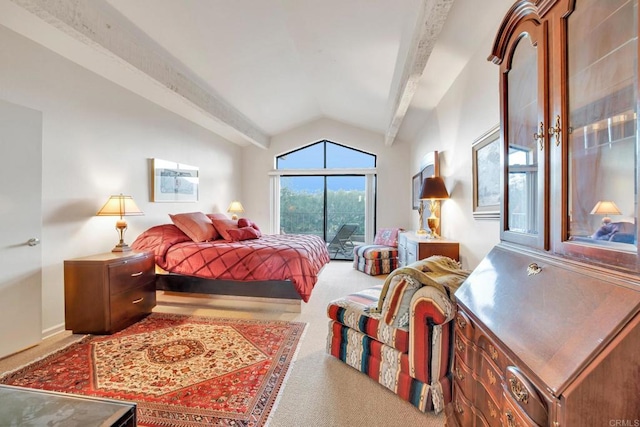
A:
155,273,303,302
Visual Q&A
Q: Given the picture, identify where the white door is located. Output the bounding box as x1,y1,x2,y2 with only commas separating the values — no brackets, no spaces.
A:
0,99,42,358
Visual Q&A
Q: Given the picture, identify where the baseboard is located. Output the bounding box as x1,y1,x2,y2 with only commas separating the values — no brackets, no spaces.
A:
42,323,66,340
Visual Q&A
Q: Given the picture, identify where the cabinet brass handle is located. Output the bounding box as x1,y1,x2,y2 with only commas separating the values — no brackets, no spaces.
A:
488,399,497,418
489,344,499,361
527,263,541,276
505,410,518,427
509,377,529,404
456,315,467,330
455,366,465,381
132,297,144,304
548,115,561,146
455,337,464,352
487,369,496,385
131,271,143,277
533,121,545,150
454,400,464,414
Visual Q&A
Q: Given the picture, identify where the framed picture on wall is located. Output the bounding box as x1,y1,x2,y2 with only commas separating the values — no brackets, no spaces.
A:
472,125,500,219
412,172,422,210
152,158,199,202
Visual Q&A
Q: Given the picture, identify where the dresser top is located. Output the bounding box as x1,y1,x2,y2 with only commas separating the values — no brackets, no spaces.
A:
456,244,640,395
65,251,150,263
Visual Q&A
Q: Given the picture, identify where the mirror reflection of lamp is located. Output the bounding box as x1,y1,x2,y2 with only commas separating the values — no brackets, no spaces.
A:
96,194,144,252
590,200,621,225
420,176,450,239
227,201,245,220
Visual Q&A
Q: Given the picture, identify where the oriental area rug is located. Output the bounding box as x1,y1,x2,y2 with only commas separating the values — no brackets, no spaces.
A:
0,313,306,427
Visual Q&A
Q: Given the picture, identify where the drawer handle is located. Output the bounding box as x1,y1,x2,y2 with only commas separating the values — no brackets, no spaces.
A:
131,271,143,277
509,377,529,404
132,297,144,304
505,409,518,427
527,262,541,276
454,400,464,414
487,369,496,385
488,399,497,418
489,344,499,361
455,366,465,381
456,315,467,329
455,337,464,352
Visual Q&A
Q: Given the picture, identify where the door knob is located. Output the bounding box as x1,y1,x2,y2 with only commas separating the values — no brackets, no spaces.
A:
27,238,40,246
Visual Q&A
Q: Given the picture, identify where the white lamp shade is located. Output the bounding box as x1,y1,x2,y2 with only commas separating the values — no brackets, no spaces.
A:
590,200,621,216
227,201,245,214
97,194,144,218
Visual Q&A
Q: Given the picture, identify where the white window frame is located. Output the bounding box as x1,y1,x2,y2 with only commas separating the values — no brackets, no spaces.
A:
268,168,377,243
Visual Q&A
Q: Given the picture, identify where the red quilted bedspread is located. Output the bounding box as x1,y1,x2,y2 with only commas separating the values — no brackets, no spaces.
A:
131,224,330,302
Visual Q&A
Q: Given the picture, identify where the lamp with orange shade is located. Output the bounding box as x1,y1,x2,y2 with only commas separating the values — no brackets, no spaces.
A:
420,176,450,239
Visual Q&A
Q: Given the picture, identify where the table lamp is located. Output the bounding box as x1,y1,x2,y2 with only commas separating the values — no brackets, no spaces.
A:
227,201,245,220
590,200,621,225
420,176,449,238
97,194,144,252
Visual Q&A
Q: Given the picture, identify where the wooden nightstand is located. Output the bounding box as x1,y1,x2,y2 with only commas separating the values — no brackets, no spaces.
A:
398,232,459,267
64,251,156,334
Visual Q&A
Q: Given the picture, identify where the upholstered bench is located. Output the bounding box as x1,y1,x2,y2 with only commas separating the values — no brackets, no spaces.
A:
327,256,470,414
353,228,401,275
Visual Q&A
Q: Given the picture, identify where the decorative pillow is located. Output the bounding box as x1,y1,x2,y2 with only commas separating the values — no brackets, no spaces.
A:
380,275,422,328
238,218,262,237
169,212,219,242
207,213,238,240
374,228,402,247
228,226,260,241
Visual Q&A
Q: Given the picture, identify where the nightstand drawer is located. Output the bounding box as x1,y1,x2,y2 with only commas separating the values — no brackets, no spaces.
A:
109,254,154,295
110,281,156,332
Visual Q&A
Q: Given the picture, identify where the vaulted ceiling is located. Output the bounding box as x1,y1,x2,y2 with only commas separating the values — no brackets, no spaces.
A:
1,0,511,148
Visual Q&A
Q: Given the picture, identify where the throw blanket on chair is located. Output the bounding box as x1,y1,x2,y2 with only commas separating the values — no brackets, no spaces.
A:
370,255,471,316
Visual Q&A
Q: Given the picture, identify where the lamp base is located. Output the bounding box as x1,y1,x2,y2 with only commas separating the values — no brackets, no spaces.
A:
427,216,440,239
112,242,132,252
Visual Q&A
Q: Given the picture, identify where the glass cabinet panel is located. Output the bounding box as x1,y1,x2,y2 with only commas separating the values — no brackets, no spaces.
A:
566,0,638,253
504,33,545,246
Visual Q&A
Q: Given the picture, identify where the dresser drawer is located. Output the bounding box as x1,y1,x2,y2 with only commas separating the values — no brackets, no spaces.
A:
476,381,502,427
478,349,502,405
453,355,474,397
455,310,474,340
108,254,155,295
502,390,540,427
452,382,474,427
477,333,507,373
504,366,547,426
454,331,474,369
109,281,156,332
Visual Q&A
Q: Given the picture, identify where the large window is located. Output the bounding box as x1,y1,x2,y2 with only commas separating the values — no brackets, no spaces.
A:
271,141,377,259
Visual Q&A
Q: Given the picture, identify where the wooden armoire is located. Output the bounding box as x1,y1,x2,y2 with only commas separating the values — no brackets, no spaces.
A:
445,0,640,426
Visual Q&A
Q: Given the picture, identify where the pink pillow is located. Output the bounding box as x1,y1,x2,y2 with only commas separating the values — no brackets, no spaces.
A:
169,212,219,242
237,218,262,237
374,228,401,247
227,226,260,241
207,213,238,241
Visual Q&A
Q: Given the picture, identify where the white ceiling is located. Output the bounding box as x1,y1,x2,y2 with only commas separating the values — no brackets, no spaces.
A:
2,0,513,147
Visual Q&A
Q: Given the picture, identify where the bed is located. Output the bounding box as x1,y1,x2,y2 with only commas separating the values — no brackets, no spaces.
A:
130,222,330,306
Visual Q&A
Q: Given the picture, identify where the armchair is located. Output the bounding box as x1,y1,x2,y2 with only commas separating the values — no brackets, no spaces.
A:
353,227,402,275
327,256,470,413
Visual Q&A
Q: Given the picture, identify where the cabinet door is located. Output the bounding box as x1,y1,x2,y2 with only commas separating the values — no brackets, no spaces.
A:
553,0,639,271
493,15,550,250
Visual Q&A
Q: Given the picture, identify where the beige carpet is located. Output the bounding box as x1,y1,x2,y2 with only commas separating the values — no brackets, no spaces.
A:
0,261,444,427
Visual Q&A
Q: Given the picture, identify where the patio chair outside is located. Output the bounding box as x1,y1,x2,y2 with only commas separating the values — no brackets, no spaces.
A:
327,224,358,260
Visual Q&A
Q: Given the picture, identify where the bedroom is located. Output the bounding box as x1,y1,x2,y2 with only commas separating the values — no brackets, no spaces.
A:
1,0,638,425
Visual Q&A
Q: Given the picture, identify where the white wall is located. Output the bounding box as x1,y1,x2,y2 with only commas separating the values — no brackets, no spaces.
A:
411,13,507,269
0,26,241,336
242,117,413,234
